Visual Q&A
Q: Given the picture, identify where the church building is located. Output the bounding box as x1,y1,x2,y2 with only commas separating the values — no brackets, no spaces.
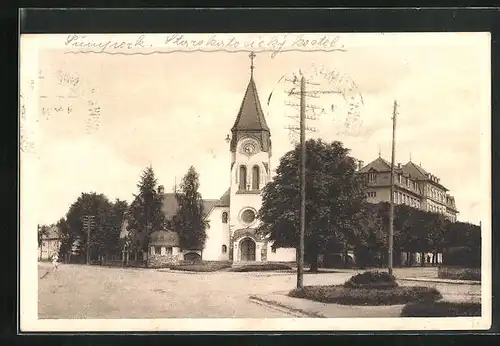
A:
155,54,296,264
200,53,296,263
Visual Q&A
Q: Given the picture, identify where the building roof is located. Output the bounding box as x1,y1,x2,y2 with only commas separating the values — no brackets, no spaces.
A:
231,76,270,132
401,161,428,180
161,193,219,219
149,230,180,247
213,188,230,207
358,157,395,173
41,225,60,239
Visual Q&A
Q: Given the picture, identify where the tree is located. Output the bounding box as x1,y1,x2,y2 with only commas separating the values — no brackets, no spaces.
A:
37,224,50,260
56,218,72,262
352,202,387,268
127,166,165,256
257,139,368,272
172,166,208,250
66,192,119,262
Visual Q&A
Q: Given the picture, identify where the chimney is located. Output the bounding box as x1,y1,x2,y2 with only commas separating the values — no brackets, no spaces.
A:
358,160,364,171
397,163,401,169
158,185,164,194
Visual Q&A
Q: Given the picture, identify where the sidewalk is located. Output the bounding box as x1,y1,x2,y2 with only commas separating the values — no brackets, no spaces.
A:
249,287,481,318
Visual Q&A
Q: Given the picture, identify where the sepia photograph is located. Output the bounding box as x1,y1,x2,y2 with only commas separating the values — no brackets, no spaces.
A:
20,32,491,331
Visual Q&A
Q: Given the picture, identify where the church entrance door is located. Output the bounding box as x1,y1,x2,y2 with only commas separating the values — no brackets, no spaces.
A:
240,238,256,261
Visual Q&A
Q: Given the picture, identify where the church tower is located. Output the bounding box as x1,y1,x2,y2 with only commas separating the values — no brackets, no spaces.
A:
229,52,272,262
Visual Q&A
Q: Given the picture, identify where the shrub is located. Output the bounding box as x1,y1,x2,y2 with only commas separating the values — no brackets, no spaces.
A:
344,271,398,289
229,263,293,272
438,267,481,281
401,302,481,317
289,285,442,306
169,261,232,272
442,246,481,268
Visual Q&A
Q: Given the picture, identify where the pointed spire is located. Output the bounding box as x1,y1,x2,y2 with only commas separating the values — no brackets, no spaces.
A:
378,145,381,158
249,51,256,78
409,152,412,162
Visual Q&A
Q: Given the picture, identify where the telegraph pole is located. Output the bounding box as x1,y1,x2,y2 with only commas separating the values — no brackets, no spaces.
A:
388,101,398,275
297,76,307,289
82,215,95,265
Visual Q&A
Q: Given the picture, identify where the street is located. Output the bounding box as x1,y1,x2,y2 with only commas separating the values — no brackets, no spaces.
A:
38,263,481,319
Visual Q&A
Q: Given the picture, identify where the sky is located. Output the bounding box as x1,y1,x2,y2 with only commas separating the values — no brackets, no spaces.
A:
20,33,490,226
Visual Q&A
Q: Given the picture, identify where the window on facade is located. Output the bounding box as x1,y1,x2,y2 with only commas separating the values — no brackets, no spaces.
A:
222,212,228,224
367,191,376,198
252,165,260,190
398,174,402,184
155,246,162,255
241,209,256,224
368,173,376,183
239,165,247,190
222,245,227,254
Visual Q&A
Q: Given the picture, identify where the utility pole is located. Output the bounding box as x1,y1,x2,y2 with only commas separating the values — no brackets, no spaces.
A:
82,215,95,265
297,76,307,289
388,100,398,275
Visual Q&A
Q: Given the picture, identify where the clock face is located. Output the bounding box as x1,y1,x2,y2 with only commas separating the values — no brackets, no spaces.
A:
242,142,256,155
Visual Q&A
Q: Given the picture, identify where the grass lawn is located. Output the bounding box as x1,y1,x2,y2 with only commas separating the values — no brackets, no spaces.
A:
289,285,442,306
401,301,481,317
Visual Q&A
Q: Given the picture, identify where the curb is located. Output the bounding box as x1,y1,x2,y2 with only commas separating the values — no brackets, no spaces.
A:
399,277,481,285
249,295,325,318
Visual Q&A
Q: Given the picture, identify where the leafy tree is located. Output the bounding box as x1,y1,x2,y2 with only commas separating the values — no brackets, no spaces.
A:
172,166,208,250
257,139,368,272
127,166,165,255
37,224,50,260
66,192,120,262
56,218,72,262
352,202,387,268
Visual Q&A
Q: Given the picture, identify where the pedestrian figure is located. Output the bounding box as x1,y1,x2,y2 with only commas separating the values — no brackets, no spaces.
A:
52,254,59,272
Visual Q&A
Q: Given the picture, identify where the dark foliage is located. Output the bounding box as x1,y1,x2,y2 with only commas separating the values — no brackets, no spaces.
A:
172,166,208,251
229,263,293,272
343,271,398,289
168,261,232,272
401,302,481,317
289,285,442,306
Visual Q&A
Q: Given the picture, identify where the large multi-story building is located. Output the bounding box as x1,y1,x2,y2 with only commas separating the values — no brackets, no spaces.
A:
358,156,459,222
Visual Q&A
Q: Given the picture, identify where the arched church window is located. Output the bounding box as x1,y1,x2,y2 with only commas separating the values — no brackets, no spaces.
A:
252,165,260,190
222,245,227,254
222,212,228,224
239,165,247,191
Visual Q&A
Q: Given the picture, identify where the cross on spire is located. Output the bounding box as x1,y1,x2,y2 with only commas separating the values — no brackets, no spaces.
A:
249,51,256,77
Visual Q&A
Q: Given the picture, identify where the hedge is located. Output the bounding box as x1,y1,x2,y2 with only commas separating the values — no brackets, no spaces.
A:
401,301,481,317
289,285,442,306
229,263,293,272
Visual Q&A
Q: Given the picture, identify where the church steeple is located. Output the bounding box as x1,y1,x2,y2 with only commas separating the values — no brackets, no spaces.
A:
230,52,271,153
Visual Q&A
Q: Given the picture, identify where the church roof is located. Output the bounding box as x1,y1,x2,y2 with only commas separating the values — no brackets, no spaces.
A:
213,188,230,207
231,76,270,132
161,193,218,219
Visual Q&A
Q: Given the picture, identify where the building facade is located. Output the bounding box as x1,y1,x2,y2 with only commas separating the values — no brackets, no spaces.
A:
38,226,61,261
358,156,459,222
122,56,296,264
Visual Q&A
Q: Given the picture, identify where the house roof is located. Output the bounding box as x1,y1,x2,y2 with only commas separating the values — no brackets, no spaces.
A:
41,225,60,239
231,76,270,132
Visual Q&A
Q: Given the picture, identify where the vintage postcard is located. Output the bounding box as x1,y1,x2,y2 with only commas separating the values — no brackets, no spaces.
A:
20,32,491,332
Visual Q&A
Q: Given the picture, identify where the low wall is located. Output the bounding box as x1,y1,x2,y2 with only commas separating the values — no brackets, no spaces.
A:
438,266,481,281
147,254,180,268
